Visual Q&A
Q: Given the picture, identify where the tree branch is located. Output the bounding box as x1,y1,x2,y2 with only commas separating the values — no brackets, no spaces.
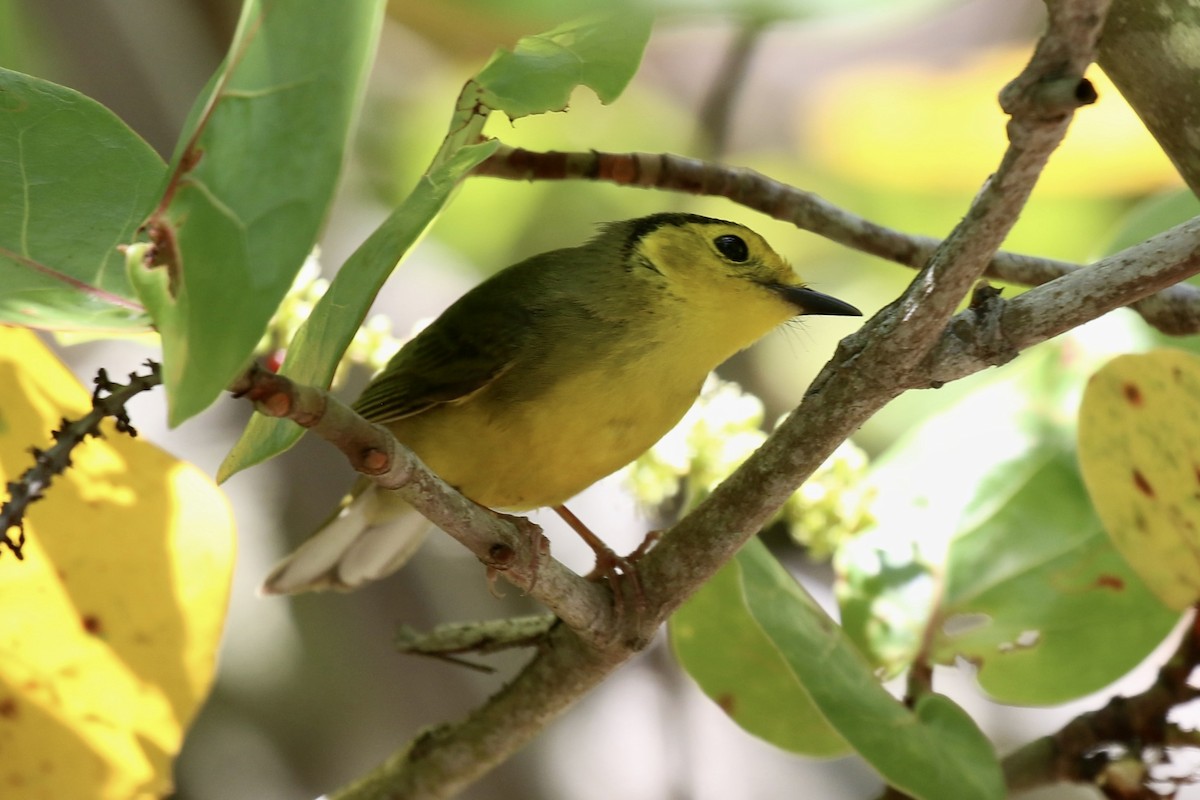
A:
394,615,557,664
923,215,1200,386
474,145,1078,285
1098,0,1200,197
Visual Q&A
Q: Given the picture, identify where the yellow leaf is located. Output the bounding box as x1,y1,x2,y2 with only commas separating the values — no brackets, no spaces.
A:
1077,349,1200,611
806,47,1182,196
0,329,235,799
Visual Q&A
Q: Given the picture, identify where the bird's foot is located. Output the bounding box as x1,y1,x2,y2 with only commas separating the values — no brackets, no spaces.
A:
553,505,650,626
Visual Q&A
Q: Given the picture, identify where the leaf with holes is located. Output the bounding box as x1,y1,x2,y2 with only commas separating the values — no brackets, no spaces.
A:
475,11,651,119
1078,349,1200,610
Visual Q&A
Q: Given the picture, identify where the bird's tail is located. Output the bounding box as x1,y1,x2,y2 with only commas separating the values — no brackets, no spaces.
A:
260,479,430,595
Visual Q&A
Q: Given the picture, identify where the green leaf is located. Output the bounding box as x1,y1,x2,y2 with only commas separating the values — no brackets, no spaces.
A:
475,12,652,119
838,346,1179,704
129,0,386,425
731,540,1004,800
1078,349,1200,611
217,142,499,481
671,556,849,758
0,68,162,331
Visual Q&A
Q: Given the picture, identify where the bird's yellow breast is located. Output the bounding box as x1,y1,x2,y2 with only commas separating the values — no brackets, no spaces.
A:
387,340,708,510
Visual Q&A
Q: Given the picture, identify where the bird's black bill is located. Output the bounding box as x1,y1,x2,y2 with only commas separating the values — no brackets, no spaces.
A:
777,285,862,317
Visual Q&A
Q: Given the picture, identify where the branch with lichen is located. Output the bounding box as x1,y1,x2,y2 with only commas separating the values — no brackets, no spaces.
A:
394,615,558,672
0,361,162,559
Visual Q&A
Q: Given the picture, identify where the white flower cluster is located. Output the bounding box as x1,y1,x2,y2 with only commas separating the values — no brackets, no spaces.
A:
624,375,874,560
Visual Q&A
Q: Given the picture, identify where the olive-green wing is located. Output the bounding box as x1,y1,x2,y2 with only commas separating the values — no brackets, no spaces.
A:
352,299,532,424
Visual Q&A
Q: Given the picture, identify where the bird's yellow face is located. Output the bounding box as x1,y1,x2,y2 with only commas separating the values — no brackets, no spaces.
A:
626,216,851,354
633,217,799,292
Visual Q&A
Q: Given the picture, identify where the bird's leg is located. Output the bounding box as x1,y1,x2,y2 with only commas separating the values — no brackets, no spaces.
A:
552,504,646,615
627,529,663,561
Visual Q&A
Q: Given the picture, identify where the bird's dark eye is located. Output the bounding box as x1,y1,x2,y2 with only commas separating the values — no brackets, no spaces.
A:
714,234,749,263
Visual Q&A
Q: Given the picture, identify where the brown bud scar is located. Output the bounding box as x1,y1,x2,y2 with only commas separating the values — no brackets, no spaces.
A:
262,391,291,417
362,449,389,472
489,543,515,567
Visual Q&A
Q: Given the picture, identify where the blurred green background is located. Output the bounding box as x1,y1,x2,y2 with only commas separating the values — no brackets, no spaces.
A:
3,0,1189,797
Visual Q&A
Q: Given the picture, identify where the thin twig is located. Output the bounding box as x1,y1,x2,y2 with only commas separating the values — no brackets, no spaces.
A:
473,149,1200,336
331,624,625,800
395,614,558,672
0,361,162,558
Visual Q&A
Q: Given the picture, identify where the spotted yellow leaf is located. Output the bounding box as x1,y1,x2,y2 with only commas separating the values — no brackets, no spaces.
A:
0,328,235,799
1078,349,1200,611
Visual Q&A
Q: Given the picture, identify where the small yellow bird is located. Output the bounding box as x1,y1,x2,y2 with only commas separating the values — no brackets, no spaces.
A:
263,213,860,594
